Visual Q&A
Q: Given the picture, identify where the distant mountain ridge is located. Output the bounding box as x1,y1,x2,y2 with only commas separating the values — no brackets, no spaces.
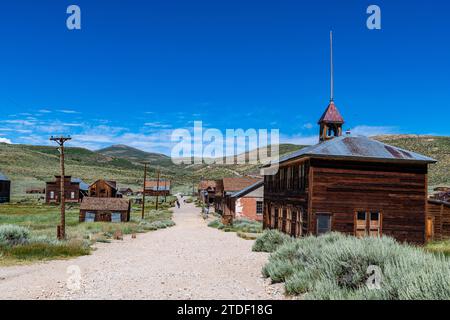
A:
0,135,449,198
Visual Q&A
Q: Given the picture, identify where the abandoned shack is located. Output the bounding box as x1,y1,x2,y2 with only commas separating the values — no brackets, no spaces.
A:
46,176,88,204
79,197,131,222
89,179,118,198
226,180,264,223
118,187,134,196
0,172,11,203
426,199,450,242
144,179,171,196
197,180,217,205
262,101,436,244
214,176,262,224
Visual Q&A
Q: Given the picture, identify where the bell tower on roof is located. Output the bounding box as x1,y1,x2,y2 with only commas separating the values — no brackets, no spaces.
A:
318,31,345,142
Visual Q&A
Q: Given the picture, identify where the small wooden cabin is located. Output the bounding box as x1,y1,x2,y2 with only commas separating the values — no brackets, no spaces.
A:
426,200,450,242
46,176,88,204
79,197,131,222
144,179,171,196
118,187,134,196
263,101,436,244
0,172,11,203
226,180,264,223
198,180,217,205
89,180,118,198
215,177,262,224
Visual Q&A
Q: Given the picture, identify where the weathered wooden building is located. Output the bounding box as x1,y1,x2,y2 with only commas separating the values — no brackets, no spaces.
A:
214,176,262,223
263,101,436,244
46,176,88,204
226,180,264,223
118,187,134,196
426,199,450,242
0,172,11,203
79,197,131,222
197,180,217,205
89,180,118,198
144,179,171,196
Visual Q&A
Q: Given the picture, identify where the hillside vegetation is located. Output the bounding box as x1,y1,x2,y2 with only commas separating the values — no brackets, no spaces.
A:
0,135,449,199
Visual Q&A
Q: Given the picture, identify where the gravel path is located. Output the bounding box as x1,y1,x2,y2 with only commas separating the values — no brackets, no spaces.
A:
0,200,284,300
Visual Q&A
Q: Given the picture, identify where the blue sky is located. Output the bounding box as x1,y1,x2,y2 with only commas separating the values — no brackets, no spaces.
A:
0,0,449,154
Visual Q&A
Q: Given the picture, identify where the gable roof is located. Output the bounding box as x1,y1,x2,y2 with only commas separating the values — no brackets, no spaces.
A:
0,172,9,181
222,177,262,193
198,180,217,190
318,101,344,124
80,197,130,211
90,179,117,190
273,135,436,165
231,180,264,198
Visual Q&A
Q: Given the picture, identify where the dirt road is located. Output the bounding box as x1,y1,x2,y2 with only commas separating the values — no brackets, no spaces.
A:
0,200,283,300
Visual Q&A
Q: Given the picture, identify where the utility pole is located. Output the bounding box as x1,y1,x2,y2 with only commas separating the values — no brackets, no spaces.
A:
50,136,71,240
155,168,160,210
163,178,167,202
141,162,149,219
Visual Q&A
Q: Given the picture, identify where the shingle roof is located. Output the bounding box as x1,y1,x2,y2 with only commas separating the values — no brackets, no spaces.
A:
274,135,436,165
222,177,262,193
0,172,9,181
318,101,344,124
80,197,130,211
231,180,264,198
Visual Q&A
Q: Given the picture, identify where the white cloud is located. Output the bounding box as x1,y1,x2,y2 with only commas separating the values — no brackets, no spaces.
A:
144,122,171,128
0,137,12,144
350,125,398,137
280,134,318,146
38,109,52,113
302,123,314,129
58,109,80,114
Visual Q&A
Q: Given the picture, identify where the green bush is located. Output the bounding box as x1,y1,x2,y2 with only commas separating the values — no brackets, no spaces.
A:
5,241,90,260
232,219,263,233
0,224,30,246
252,229,292,253
208,219,224,229
262,232,450,300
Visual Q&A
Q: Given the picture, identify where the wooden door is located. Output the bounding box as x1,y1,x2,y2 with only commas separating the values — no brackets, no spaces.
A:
425,216,434,242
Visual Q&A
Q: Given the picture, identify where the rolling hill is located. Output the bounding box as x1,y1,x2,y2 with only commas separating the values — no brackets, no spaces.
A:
0,135,449,199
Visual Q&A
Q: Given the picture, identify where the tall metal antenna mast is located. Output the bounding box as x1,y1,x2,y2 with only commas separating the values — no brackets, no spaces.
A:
330,30,334,102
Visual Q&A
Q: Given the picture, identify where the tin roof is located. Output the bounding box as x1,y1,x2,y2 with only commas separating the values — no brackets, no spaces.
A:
222,177,262,193
0,172,9,181
71,178,89,191
145,179,171,191
231,180,264,198
318,101,344,124
80,197,130,211
274,135,436,165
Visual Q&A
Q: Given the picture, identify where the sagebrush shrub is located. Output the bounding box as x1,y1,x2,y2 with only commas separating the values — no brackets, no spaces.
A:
252,229,292,253
0,224,30,246
262,232,450,300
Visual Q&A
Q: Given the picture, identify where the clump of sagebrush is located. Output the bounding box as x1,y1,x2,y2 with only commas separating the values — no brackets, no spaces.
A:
252,229,292,253
262,232,450,300
0,224,30,246
232,219,262,233
139,219,175,231
208,219,224,229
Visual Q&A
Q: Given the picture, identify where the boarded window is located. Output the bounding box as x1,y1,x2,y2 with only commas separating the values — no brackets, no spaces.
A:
71,191,75,199
256,201,263,215
355,211,382,238
316,214,331,235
